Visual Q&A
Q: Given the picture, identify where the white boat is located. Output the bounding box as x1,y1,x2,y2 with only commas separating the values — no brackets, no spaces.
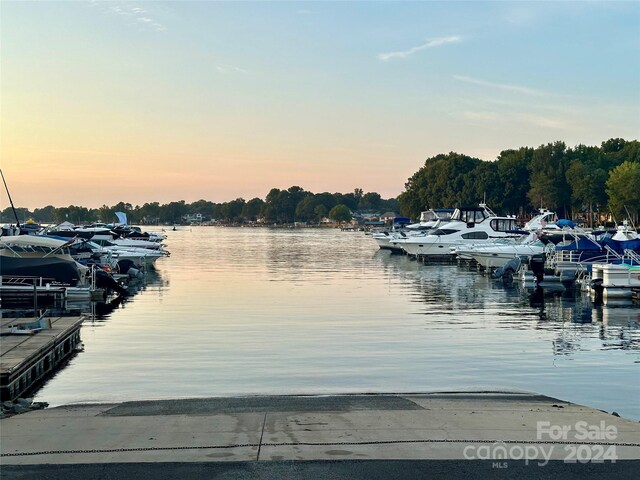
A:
455,232,548,269
80,240,168,270
386,209,455,252
397,204,519,258
590,262,640,298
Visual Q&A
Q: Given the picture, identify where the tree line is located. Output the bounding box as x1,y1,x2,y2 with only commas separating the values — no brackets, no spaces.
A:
398,138,639,224
1,188,399,225
3,138,637,227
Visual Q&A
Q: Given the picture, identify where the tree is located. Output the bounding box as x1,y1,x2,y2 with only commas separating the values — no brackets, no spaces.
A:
398,152,484,218
496,147,532,215
605,161,640,221
527,141,570,215
328,204,352,223
219,198,246,222
358,192,382,211
242,197,264,221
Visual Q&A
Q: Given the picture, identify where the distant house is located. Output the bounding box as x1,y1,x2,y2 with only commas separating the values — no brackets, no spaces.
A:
380,212,398,223
141,216,160,225
183,213,203,224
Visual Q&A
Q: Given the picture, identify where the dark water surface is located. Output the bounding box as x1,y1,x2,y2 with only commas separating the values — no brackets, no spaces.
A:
34,228,640,419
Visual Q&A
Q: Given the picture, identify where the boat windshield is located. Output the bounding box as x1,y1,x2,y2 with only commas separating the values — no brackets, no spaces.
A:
451,209,488,223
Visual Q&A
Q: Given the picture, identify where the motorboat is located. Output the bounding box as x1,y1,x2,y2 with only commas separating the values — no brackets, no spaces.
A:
372,217,412,251
0,235,89,286
454,231,548,269
397,204,519,258
374,209,454,252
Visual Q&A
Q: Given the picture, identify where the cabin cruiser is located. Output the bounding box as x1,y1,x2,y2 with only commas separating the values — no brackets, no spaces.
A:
398,204,519,258
373,209,454,252
454,231,548,269
452,209,563,268
372,217,412,251
42,223,165,250
0,235,89,286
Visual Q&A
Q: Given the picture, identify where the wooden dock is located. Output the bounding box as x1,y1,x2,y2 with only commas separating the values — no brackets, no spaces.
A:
0,316,84,401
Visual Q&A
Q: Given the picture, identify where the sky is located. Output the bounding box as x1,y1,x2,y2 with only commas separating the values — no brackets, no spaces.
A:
1,1,639,210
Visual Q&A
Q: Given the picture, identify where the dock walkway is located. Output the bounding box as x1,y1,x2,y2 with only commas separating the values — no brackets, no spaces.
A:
0,316,84,401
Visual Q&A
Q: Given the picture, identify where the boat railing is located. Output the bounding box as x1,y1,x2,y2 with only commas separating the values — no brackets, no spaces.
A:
1,275,58,287
604,245,624,259
624,249,640,264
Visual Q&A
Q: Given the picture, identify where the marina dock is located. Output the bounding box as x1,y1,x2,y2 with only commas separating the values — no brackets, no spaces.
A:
0,315,84,401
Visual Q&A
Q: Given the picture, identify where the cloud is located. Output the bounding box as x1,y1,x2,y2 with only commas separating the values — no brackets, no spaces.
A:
378,36,462,61
216,64,248,75
518,114,566,129
453,75,544,96
462,111,499,122
93,1,167,32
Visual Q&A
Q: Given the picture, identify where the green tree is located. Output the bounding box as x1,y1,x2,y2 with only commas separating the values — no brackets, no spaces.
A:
219,198,246,222
241,197,264,221
605,161,640,221
328,204,352,223
32,205,56,223
527,141,570,215
496,147,532,215
358,192,382,211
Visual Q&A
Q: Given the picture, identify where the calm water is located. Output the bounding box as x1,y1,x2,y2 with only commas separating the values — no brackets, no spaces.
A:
33,228,640,419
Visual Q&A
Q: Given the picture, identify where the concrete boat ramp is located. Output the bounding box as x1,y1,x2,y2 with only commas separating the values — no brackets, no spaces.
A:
1,393,639,479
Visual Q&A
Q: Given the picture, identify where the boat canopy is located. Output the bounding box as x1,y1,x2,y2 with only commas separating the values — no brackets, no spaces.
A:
0,235,71,249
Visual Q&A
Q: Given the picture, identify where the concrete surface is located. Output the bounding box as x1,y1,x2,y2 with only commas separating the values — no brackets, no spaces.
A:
1,393,639,478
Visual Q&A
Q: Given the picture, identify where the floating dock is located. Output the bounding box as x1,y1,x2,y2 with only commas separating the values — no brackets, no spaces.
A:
0,315,84,401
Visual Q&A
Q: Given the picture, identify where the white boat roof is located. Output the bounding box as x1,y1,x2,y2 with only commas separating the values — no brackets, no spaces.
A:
0,235,70,248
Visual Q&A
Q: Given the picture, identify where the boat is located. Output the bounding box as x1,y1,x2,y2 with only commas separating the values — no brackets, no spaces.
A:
0,235,90,286
371,217,412,252
397,204,519,258
455,231,547,269
590,261,640,299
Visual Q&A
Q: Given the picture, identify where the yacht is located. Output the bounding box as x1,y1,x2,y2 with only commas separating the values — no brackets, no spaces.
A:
455,231,547,269
375,209,454,252
398,204,519,258
0,235,90,286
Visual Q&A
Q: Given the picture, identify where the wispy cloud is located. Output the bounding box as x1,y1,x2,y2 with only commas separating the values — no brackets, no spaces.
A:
453,75,544,96
462,111,499,122
517,113,566,129
216,64,248,75
90,1,167,32
378,36,462,61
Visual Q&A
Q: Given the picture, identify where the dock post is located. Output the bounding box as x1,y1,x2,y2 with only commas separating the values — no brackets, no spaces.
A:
33,283,38,317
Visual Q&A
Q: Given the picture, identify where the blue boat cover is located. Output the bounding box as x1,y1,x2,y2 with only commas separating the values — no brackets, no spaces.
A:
555,237,601,251
556,219,576,228
600,237,640,254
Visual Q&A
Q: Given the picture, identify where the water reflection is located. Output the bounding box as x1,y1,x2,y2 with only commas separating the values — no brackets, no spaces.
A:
374,251,640,356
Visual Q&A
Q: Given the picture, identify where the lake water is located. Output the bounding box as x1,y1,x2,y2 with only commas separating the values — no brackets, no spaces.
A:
33,227,640,419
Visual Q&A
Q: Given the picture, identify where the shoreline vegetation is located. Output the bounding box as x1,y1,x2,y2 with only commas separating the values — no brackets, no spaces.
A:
2,138,638,227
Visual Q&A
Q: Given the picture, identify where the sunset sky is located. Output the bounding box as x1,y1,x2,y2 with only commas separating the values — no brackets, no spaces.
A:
2,1,639,210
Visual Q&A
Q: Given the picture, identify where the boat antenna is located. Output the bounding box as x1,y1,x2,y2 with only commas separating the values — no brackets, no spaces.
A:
623,205,636,230
0,168,21,228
